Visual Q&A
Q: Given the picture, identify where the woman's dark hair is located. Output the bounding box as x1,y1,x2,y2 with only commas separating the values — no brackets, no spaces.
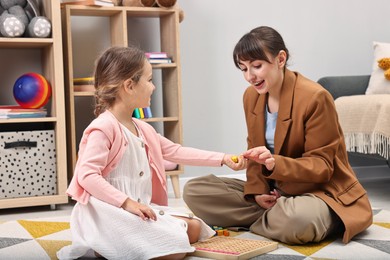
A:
93,45,146,116
233,26,289,68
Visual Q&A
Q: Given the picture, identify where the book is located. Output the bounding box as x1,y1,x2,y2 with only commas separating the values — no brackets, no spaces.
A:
143,107,152,118
73,77,94,85
61,0,114,7
132,107,153,119
138,108,145,119
74,84,95,92
145,52,168,59
73,77,95,92
0,106,47,119
148,58,172,64
133,108,141,119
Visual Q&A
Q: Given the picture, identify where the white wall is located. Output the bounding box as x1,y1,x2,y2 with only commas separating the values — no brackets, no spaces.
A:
3,1,388,181
178,0,390,177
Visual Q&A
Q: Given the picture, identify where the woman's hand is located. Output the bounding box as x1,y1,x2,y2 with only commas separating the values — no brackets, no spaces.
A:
242,146,275,171
222,154,247,171
254,189,281,209
121,198,157,221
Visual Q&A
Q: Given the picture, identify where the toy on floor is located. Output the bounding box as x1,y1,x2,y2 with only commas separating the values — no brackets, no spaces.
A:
378,57,390,80
13,72,51,108
0,0,52,38
212,226,230,237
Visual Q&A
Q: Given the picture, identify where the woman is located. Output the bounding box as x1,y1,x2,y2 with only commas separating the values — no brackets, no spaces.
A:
183,26,373,245
57,46,246,260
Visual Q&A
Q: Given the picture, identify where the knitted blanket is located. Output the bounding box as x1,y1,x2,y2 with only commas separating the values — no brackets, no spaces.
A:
335,94,390,159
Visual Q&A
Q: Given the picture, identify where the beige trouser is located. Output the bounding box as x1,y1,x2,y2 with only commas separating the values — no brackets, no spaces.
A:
183,174,342,245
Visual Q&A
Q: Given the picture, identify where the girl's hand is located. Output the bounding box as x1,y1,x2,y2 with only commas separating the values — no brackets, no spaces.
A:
121,198,157,221
254,189,281,209
242,146,275,171
222,154,247,171
270,188,281,199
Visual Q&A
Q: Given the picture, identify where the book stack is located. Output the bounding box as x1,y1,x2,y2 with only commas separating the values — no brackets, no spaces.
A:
0,106,47,119
60,0,114,7
133,107,153,119
73,77,95,92
146,52,172,64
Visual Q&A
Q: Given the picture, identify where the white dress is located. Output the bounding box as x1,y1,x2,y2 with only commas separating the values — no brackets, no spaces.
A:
57,125,214,260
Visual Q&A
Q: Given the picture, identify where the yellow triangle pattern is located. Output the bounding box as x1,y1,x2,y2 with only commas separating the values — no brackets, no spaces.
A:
284,238,334,256
17,220,70,238
374,222,390,229
37,239,72,260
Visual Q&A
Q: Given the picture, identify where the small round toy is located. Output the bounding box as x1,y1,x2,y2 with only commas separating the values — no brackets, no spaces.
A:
13,73,52,108
231,156,239,163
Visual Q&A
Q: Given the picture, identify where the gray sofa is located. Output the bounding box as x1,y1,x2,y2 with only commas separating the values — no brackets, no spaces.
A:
317,75,371,100
317,75,389,167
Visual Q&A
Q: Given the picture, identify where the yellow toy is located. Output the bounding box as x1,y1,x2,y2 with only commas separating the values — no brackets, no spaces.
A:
231,156,239,163
211,226,230,237
377,57,390,80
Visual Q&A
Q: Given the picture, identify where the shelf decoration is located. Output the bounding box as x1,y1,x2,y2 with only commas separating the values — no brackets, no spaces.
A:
0,0,52,38
13,73,52,109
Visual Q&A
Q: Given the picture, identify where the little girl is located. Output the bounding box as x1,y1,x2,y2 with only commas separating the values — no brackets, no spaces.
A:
57,46,246,260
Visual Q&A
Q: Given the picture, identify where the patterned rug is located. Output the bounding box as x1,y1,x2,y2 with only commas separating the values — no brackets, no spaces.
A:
0,216,71,260
235,208,390,260
0,209,389,260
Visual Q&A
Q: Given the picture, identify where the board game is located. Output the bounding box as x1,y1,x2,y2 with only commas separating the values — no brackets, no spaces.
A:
190,236,278,260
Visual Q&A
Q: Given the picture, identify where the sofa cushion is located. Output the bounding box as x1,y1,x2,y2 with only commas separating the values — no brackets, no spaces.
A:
366,41,390,95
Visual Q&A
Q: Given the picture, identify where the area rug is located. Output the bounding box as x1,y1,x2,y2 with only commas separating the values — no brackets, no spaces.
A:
0,216,71,260
233,208,390,260
0,209,389,260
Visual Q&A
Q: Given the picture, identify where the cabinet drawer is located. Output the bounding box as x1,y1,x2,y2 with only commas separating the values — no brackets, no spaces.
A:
0,130,57,199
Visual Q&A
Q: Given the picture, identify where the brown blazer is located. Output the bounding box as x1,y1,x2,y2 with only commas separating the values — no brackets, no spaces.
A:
243,69,373,243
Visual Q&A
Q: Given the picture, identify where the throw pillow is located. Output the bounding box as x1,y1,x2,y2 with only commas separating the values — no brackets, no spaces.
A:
366,41,390,94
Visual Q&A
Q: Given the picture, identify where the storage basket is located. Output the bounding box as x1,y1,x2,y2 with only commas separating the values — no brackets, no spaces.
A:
0,130,57,199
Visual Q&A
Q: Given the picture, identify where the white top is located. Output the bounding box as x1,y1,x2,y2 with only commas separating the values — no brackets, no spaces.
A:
105,124,152,204
265,105,278,154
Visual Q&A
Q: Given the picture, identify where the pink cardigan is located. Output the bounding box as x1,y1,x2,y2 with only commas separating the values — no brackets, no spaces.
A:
66,110,224,207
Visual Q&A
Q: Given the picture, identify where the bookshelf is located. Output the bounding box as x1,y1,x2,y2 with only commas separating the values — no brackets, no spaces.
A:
0,0,68,209
61,5,184,198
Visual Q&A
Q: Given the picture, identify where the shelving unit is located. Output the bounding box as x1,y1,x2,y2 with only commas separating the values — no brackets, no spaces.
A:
0,0,68,209
61,5,184,198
